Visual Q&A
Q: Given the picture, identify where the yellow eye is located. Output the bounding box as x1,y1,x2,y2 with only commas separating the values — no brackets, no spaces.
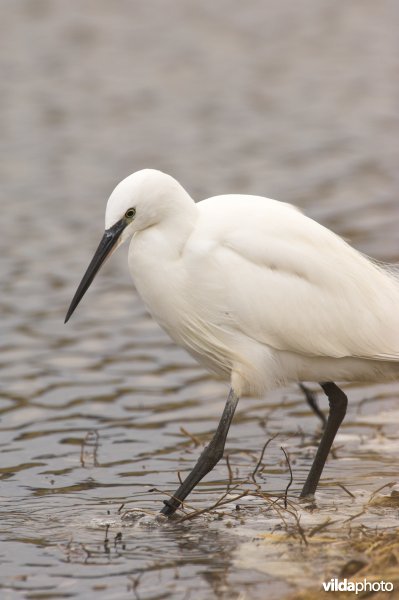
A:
125,208,136,219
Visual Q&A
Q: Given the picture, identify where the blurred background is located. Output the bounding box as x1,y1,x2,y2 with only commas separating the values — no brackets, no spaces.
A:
1,1,399,599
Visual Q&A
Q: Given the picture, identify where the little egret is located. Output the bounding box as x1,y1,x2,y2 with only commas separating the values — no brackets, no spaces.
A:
65,169,399,516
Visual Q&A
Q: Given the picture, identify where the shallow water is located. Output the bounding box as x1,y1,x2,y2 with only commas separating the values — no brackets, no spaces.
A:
1,1,399,598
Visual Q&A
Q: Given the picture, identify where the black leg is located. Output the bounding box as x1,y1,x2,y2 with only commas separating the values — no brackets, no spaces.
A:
161,388,239,517
299,383,327,429
300,382,347,498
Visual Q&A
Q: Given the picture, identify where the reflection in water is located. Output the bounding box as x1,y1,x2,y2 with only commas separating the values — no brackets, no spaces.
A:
1,0,399,598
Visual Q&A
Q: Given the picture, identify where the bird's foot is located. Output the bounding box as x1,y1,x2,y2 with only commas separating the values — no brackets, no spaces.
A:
160,497,181,517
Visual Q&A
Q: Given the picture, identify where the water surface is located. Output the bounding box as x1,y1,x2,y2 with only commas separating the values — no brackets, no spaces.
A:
1,1,399,598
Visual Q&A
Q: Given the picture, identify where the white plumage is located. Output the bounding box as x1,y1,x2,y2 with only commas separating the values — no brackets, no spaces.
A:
118,169,399,397
66,168,399,513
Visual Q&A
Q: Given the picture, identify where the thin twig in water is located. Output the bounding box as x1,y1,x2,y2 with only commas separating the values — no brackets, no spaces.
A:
308,518,335,538
253,490,296,528
175,485,246,523
225,454,234,492
251,434,279,484
104,524,110,553
180,427,202,447
343,510,366,524
369,481,396,501
291,512,308,546
258,489,296,515
280,446,293,509
337,482,355,498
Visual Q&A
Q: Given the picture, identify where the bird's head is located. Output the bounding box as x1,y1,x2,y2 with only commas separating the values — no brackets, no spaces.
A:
64,169,185,323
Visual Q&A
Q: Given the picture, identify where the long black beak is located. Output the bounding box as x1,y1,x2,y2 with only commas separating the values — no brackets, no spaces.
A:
65,219,126,323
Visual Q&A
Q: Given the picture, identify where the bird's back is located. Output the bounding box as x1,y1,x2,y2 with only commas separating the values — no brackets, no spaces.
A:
185,193,399,364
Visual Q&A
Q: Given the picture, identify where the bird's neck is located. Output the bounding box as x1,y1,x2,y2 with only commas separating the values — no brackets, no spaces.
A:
132,195,198,261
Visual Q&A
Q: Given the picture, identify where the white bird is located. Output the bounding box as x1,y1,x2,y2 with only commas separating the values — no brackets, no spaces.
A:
65,169,399,516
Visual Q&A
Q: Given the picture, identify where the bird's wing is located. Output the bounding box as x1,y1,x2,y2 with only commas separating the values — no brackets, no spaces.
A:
190,195,399,361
